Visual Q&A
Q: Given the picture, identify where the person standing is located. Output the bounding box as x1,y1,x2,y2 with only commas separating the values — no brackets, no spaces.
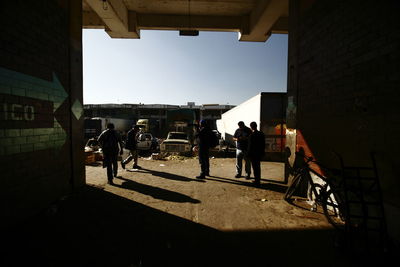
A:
97,123,124,185
121,125,141,170
248,121,265,187
233,121,252,179
194,120,213,179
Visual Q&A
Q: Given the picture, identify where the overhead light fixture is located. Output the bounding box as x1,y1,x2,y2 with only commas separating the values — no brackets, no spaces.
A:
179,30,199,36
102,0,108,11
179,0,199,37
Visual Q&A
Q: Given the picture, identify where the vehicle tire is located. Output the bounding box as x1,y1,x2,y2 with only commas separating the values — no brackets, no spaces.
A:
322,189,346,230
284,172,303,201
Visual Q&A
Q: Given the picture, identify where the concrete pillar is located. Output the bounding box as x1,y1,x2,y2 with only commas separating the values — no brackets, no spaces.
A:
288,0,400,244
0,0,84,225
68,0,85,189
284,0,300,183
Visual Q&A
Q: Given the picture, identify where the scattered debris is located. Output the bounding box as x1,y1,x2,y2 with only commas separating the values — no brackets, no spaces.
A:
151,153,161,160
166,155,189,161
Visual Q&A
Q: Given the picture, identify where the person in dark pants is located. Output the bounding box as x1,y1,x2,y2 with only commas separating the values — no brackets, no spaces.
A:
195,120,213,179
233,121,252,179
121,125,141,170
97,123,124,185
248,121,265,187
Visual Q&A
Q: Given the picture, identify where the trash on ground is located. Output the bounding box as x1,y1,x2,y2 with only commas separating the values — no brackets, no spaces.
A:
151,153,161,160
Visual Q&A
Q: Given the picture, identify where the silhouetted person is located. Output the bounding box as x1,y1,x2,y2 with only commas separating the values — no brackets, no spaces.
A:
97,123,124,185
248,121,265,186
121,125,141,170
233,121,252,179
195,120,213,179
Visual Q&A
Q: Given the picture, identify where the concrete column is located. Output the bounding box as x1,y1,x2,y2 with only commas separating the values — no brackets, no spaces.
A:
0,0,84,224
284,0,300,184
68,0,84,189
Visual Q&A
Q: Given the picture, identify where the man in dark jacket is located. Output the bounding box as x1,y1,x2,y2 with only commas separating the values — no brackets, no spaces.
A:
233,121,252,179
97,123,124,185
121,125,140,170
248,121,265,187
195,120,213,179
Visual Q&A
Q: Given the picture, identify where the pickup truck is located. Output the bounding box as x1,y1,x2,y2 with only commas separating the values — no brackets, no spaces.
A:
160,132,191,153
137,132,158,151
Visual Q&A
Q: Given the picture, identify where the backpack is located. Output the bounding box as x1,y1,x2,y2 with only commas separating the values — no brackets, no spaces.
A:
209,131,219,148
100,129,119,153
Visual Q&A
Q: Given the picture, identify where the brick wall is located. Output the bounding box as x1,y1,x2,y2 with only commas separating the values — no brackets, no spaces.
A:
0,0,84,223
288,0,400,242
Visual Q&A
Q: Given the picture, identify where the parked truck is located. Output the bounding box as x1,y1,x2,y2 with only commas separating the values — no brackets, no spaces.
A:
136,119,149,132
165,109,197,142
84,118,102,140
216,92,287,161
85,117,134,139
136,118,162,137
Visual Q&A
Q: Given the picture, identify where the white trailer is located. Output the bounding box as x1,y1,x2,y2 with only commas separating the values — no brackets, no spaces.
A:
217,92,287,161
91,117,133,136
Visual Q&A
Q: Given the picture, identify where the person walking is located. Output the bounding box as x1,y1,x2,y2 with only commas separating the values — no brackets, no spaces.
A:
233,121,252,179
194,120,213,179
121,125,141,170
248,121,265,187
97,123,124,185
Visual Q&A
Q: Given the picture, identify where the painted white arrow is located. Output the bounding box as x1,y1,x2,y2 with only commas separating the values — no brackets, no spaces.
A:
0,67,68,110
0,67,69,155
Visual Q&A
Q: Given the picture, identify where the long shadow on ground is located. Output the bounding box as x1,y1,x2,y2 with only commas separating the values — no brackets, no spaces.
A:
115,176,200,203
1,185,391,267
205,176,288,193
128,167,203,183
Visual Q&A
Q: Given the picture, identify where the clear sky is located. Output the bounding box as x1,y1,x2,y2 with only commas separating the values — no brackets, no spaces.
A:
83,29,288,106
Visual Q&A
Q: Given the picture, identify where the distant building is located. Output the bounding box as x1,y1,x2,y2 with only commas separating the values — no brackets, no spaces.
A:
83,102,235,136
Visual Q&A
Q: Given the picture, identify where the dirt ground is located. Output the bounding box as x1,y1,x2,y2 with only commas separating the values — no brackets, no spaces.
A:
86,156,328,231
2,156,391,267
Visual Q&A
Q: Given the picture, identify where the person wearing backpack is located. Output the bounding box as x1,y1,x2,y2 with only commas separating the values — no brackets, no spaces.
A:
194,120,213,179
97,123,124,185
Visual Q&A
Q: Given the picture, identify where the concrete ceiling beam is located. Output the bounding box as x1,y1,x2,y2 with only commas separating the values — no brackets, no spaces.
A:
84,0,140,38
137,13,243,32
271,17,289,34
82,0,288,42
239,0,288,42
82,11,104,29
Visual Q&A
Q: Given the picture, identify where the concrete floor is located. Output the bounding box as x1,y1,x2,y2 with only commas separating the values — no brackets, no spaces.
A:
2,157,392,267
